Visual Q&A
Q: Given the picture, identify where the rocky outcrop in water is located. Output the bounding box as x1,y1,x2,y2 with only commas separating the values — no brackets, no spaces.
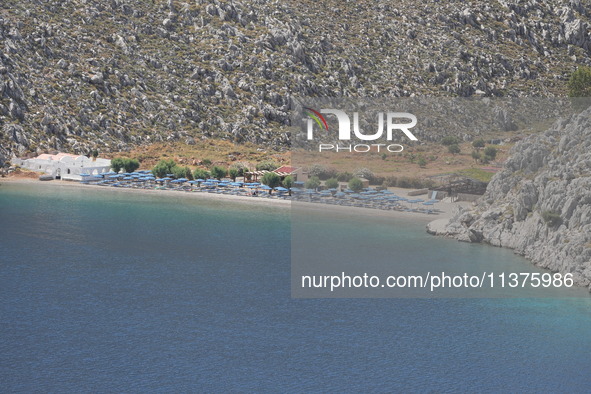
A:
1,0,591,160
437,107,591,290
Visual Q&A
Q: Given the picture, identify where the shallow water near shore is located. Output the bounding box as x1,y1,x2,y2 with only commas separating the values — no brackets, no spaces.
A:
1,182,591,391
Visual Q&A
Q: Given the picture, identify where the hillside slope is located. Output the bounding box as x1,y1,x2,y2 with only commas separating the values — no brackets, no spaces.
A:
2,0,591,164
439,107,591,289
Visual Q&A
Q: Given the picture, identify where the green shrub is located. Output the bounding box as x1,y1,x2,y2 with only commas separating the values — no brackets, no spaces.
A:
383,176,397,187
542,210,562,227
336,172,353,182
472,139,486,149
448,144,461,155
325,178,339,189
441,136,460,146
256,161,278,171
305,176,321,190
348,177,364,192
369,175,385,185
568,66,591,97
397,177,412,188
471,150,481,162
484,146,497,160
417,157,427,168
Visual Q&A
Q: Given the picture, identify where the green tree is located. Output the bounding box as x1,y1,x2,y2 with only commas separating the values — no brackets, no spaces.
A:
484,146,497,160
325,178,339,189
184,166,193,180
472,139,485,149
152,159,177,178
193,168,209,180
348,177,364,192
92,149,99,161
231,162,249,177
210,165,227,180
441,136,460,146
171,165,189,179
283,175,294,196
471,150,481,162
305,176,321,190
261,172,281,193
568,66,591,97
110,157,125,173
282,175,293,189
122,158,140,173
228,167,239,181
448,144,461,155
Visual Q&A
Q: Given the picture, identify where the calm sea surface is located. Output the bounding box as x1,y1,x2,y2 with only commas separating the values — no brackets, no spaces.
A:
1,182,590,392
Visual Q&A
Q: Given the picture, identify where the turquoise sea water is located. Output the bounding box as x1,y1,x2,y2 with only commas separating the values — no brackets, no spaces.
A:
1,182,591,392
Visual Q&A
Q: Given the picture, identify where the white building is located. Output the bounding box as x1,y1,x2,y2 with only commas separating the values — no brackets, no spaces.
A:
12,153,112,181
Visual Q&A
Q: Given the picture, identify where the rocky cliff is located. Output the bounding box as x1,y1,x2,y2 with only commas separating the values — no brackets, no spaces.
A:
435,106,591,289
2,0,591,165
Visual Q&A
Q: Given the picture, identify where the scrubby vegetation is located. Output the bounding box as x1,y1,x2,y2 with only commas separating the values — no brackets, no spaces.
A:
542,210,562,227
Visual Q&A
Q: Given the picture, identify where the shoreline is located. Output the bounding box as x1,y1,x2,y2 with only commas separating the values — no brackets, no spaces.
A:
1,177,470,222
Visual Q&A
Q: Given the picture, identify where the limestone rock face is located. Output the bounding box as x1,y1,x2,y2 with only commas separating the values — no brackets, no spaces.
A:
443,108,591,290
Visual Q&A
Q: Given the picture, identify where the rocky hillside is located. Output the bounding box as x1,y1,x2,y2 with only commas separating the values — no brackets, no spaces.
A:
437,106,591,289
2,0,591,165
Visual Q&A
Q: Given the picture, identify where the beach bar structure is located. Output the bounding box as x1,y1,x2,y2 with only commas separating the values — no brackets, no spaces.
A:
273,166,301,182
12,153,112,181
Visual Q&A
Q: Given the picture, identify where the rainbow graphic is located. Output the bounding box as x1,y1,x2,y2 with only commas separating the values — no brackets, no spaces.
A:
304,107,328,131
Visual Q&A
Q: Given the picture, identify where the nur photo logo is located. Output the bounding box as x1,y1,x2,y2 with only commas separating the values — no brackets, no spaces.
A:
303,107,418,153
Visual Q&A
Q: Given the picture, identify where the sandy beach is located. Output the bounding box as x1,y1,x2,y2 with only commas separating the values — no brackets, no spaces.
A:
1,177,471,222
